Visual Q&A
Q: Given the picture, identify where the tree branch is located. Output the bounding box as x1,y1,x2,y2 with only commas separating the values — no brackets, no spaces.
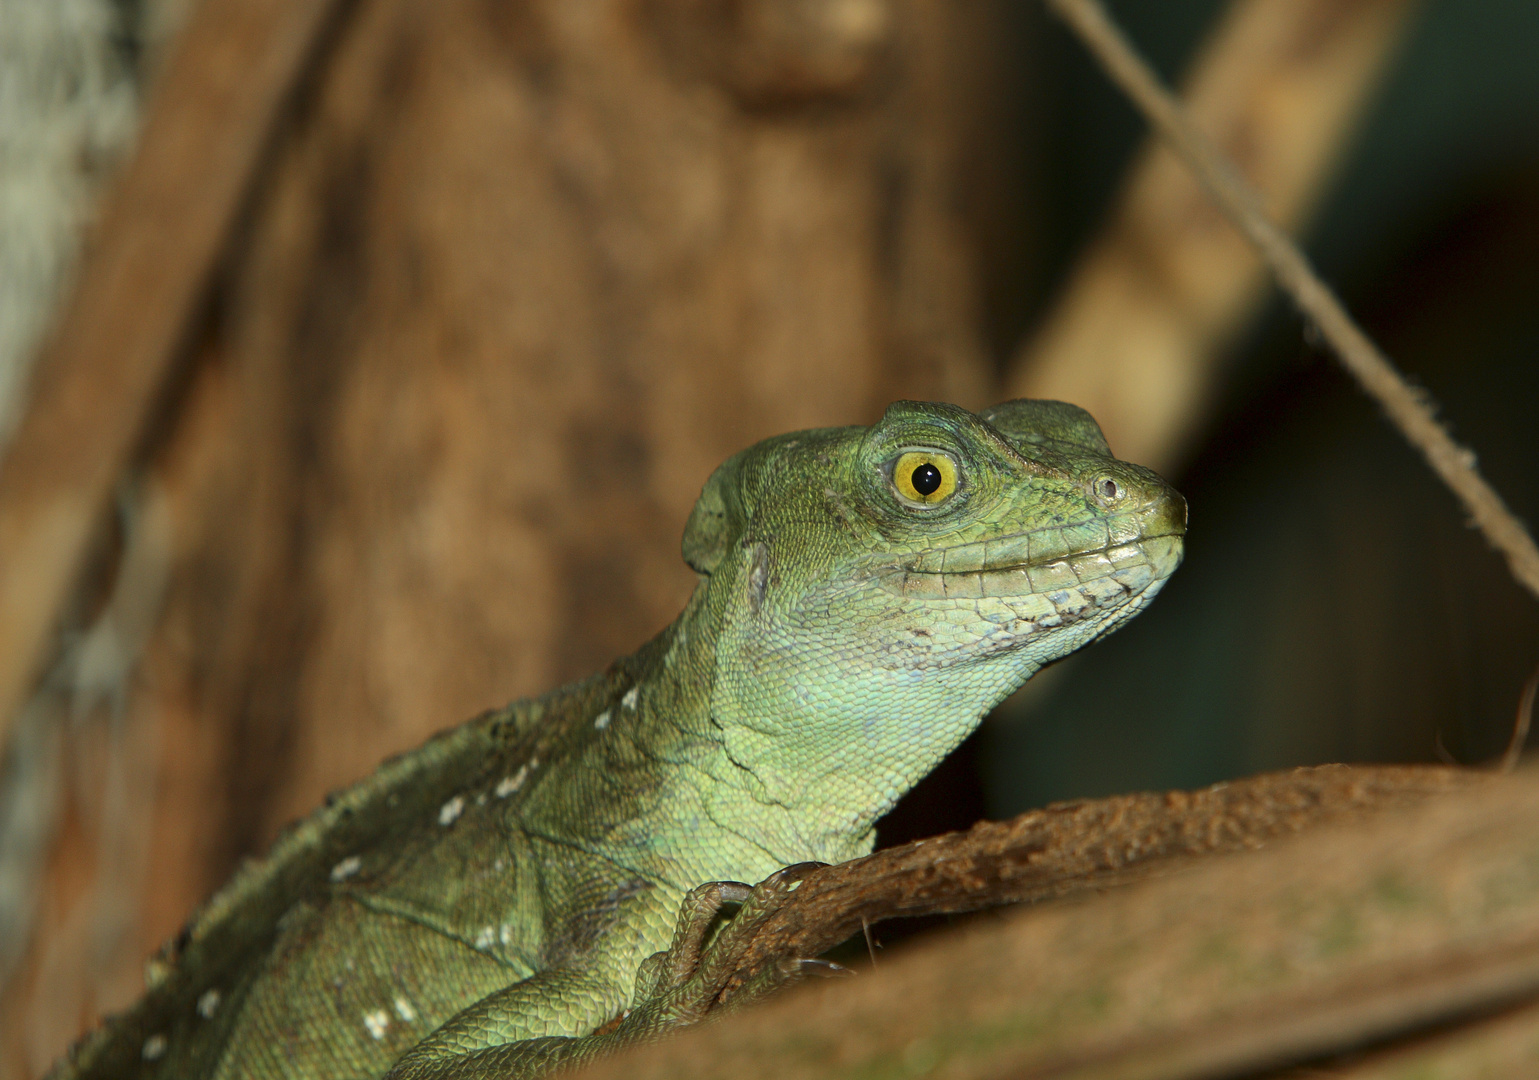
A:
576,765,1539,1080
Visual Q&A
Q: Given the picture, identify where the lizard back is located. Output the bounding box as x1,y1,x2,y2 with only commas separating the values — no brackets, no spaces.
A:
50,667,623,1079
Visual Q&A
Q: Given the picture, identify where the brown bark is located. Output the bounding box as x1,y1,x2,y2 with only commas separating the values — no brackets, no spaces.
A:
1282,997,1539,1078
575,765,1539,1080
715,764,1478,1001
1,1,1017,1073
0,0,347,762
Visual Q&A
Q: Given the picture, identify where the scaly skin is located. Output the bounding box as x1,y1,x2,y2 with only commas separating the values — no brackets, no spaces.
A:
50,399,1185,1080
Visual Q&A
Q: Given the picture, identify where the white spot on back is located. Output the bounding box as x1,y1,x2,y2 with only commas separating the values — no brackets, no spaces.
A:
197,988,221,1019
495,765,529,798
363,1010,390,1040
474,925,496,950
145,956,172,989
621,687,639,711
594,710,611,730
142,1034,167,1061
330,855,362,882
393,996,417,1023
438,795,465,826
499,922,514,946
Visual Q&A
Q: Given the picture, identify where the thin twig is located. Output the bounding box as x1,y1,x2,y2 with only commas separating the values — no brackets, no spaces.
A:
1045,0,1539,604
1432,658,1535,770
1500,660,1539,773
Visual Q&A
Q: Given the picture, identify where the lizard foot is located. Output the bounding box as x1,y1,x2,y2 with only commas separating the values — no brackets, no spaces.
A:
614,862,828,1039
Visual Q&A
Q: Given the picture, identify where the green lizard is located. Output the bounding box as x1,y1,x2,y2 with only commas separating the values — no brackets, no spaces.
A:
50,398,1184,1079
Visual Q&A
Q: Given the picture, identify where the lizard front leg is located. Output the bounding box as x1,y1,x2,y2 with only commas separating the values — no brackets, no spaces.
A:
384,867,819,1079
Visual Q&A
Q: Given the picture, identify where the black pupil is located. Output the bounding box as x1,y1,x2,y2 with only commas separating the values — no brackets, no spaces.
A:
911,462,943,496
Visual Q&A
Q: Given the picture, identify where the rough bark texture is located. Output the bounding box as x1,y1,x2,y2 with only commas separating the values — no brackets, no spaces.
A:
714,763,1480,1000
0,1,1020,1074
574,765,1539,1080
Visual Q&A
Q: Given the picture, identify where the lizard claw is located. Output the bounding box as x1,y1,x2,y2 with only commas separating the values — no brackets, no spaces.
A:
790,956,853,979
765,861,828,885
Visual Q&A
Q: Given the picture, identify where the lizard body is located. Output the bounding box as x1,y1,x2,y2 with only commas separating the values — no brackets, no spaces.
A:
49,399,1185,1079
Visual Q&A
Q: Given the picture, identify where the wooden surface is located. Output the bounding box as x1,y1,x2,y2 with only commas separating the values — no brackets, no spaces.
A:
577,765,1539,1080
716,764,1479,997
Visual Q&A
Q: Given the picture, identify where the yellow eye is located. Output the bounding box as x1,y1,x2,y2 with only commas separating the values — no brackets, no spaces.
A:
892,451,959,505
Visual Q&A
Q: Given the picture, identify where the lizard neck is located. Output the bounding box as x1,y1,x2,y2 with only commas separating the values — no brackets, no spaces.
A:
595,584,1035,886
696,661,1029,870
538,590,871,893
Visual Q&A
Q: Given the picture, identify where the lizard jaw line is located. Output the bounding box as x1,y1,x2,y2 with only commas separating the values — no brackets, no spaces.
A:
896,514,1179,573
877,533,1183,602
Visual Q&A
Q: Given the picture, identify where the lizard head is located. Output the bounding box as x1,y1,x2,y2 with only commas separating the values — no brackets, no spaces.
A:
679,399,1184,849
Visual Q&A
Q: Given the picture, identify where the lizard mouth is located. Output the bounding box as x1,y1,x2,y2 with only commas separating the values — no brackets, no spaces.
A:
878,518,1184,603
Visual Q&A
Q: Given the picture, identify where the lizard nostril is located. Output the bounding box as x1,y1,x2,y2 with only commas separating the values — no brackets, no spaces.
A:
1095,477,1122,503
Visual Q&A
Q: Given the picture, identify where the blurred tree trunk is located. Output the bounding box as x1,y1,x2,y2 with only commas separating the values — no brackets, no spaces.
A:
0,0,1027,1073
